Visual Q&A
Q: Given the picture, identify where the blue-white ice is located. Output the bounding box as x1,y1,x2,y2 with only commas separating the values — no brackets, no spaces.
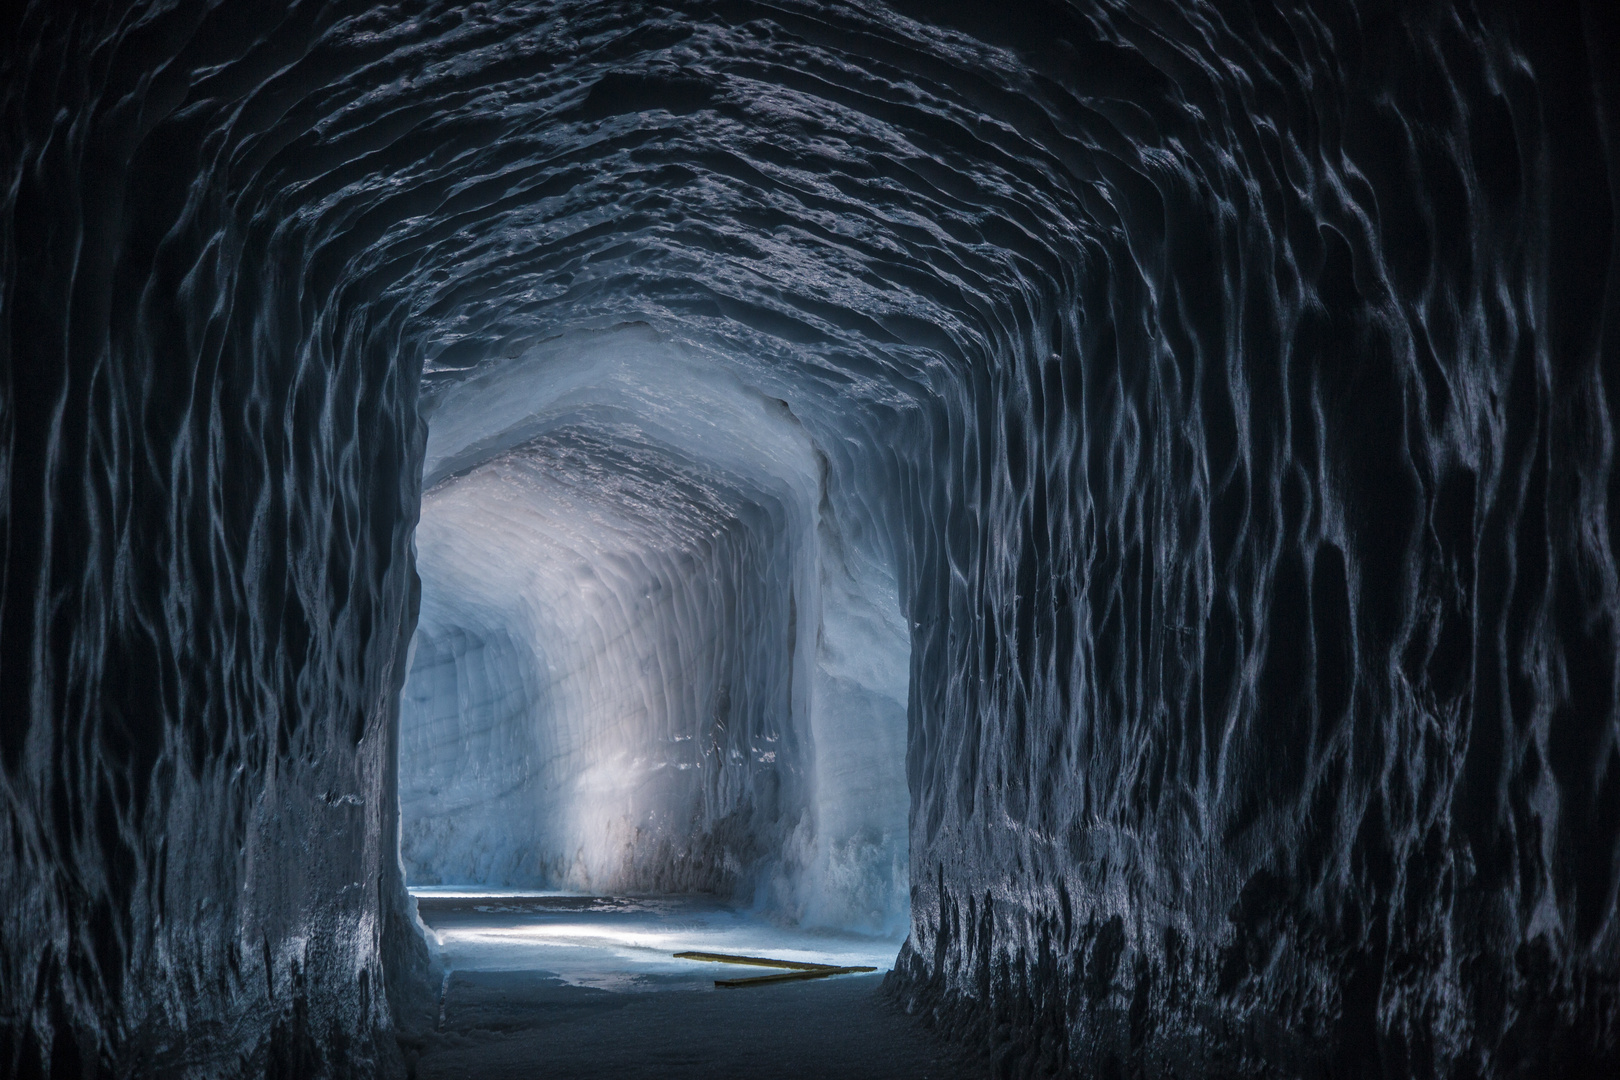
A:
400,327,911,936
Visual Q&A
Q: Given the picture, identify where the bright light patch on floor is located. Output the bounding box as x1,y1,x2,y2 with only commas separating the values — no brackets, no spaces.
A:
412,889,904,994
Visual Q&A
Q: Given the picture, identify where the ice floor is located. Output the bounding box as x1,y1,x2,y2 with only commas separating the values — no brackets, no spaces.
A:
406,889,980,1079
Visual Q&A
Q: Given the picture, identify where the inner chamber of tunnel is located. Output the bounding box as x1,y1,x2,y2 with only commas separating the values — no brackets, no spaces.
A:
396,327,912,934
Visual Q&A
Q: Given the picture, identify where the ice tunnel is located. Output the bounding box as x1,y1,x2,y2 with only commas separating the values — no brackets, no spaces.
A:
398,325,910,928
2,1,1617,1077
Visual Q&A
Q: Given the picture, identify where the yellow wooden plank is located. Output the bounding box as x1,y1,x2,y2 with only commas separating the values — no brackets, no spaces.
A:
714,965,877,988
672,950,841,971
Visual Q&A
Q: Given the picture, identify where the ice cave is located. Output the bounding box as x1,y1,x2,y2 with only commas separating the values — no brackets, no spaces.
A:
1,1,1617,1077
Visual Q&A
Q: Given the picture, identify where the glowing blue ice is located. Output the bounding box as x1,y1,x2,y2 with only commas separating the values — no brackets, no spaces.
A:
399,327,911,935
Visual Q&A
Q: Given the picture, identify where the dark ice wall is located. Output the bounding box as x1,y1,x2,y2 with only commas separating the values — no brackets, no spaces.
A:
0,5,431,1076
890,3,1620,1077
2,0,1617,1077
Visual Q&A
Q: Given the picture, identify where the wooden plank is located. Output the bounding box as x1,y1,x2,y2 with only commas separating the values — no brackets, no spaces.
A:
714,965,877,988
672,950,842,972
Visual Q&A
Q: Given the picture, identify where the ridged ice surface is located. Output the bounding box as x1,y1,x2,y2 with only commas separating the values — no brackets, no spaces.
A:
2,1,1616,1077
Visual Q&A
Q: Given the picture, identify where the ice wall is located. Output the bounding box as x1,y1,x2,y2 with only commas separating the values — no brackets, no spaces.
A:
403,438,808,893
879,7,1620,1077
2,0,1616,1077
0,6,434,1074
405,330,795,897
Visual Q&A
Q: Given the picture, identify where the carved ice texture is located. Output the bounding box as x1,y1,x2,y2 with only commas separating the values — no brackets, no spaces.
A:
397,328,910,931
1,1,1616,1078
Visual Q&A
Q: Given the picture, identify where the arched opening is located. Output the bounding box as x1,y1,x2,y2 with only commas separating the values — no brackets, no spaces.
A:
397,327,912,987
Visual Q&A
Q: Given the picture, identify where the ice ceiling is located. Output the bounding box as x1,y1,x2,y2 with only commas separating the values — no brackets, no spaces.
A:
2,0,1617,1077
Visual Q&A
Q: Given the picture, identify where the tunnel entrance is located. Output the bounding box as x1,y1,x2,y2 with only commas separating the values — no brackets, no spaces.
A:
397,326,912,939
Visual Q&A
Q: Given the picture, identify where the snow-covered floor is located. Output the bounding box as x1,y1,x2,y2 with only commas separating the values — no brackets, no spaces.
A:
407,889,979,1079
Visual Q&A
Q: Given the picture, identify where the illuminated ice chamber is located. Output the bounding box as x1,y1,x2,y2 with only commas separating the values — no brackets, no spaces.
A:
397,329,911,935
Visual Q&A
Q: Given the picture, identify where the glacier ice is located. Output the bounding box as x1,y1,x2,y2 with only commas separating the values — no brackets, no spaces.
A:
398,326,911,933
2,0,1616,1077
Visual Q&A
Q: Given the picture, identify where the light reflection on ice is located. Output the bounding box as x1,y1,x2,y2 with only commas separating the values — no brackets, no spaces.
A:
413,889,904,993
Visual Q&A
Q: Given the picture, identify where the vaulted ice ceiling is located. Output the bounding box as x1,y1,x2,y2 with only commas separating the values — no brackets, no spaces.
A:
3,1,1615,1076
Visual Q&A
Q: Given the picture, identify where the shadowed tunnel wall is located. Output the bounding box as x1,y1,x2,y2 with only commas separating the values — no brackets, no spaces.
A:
1,1,1617,1078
